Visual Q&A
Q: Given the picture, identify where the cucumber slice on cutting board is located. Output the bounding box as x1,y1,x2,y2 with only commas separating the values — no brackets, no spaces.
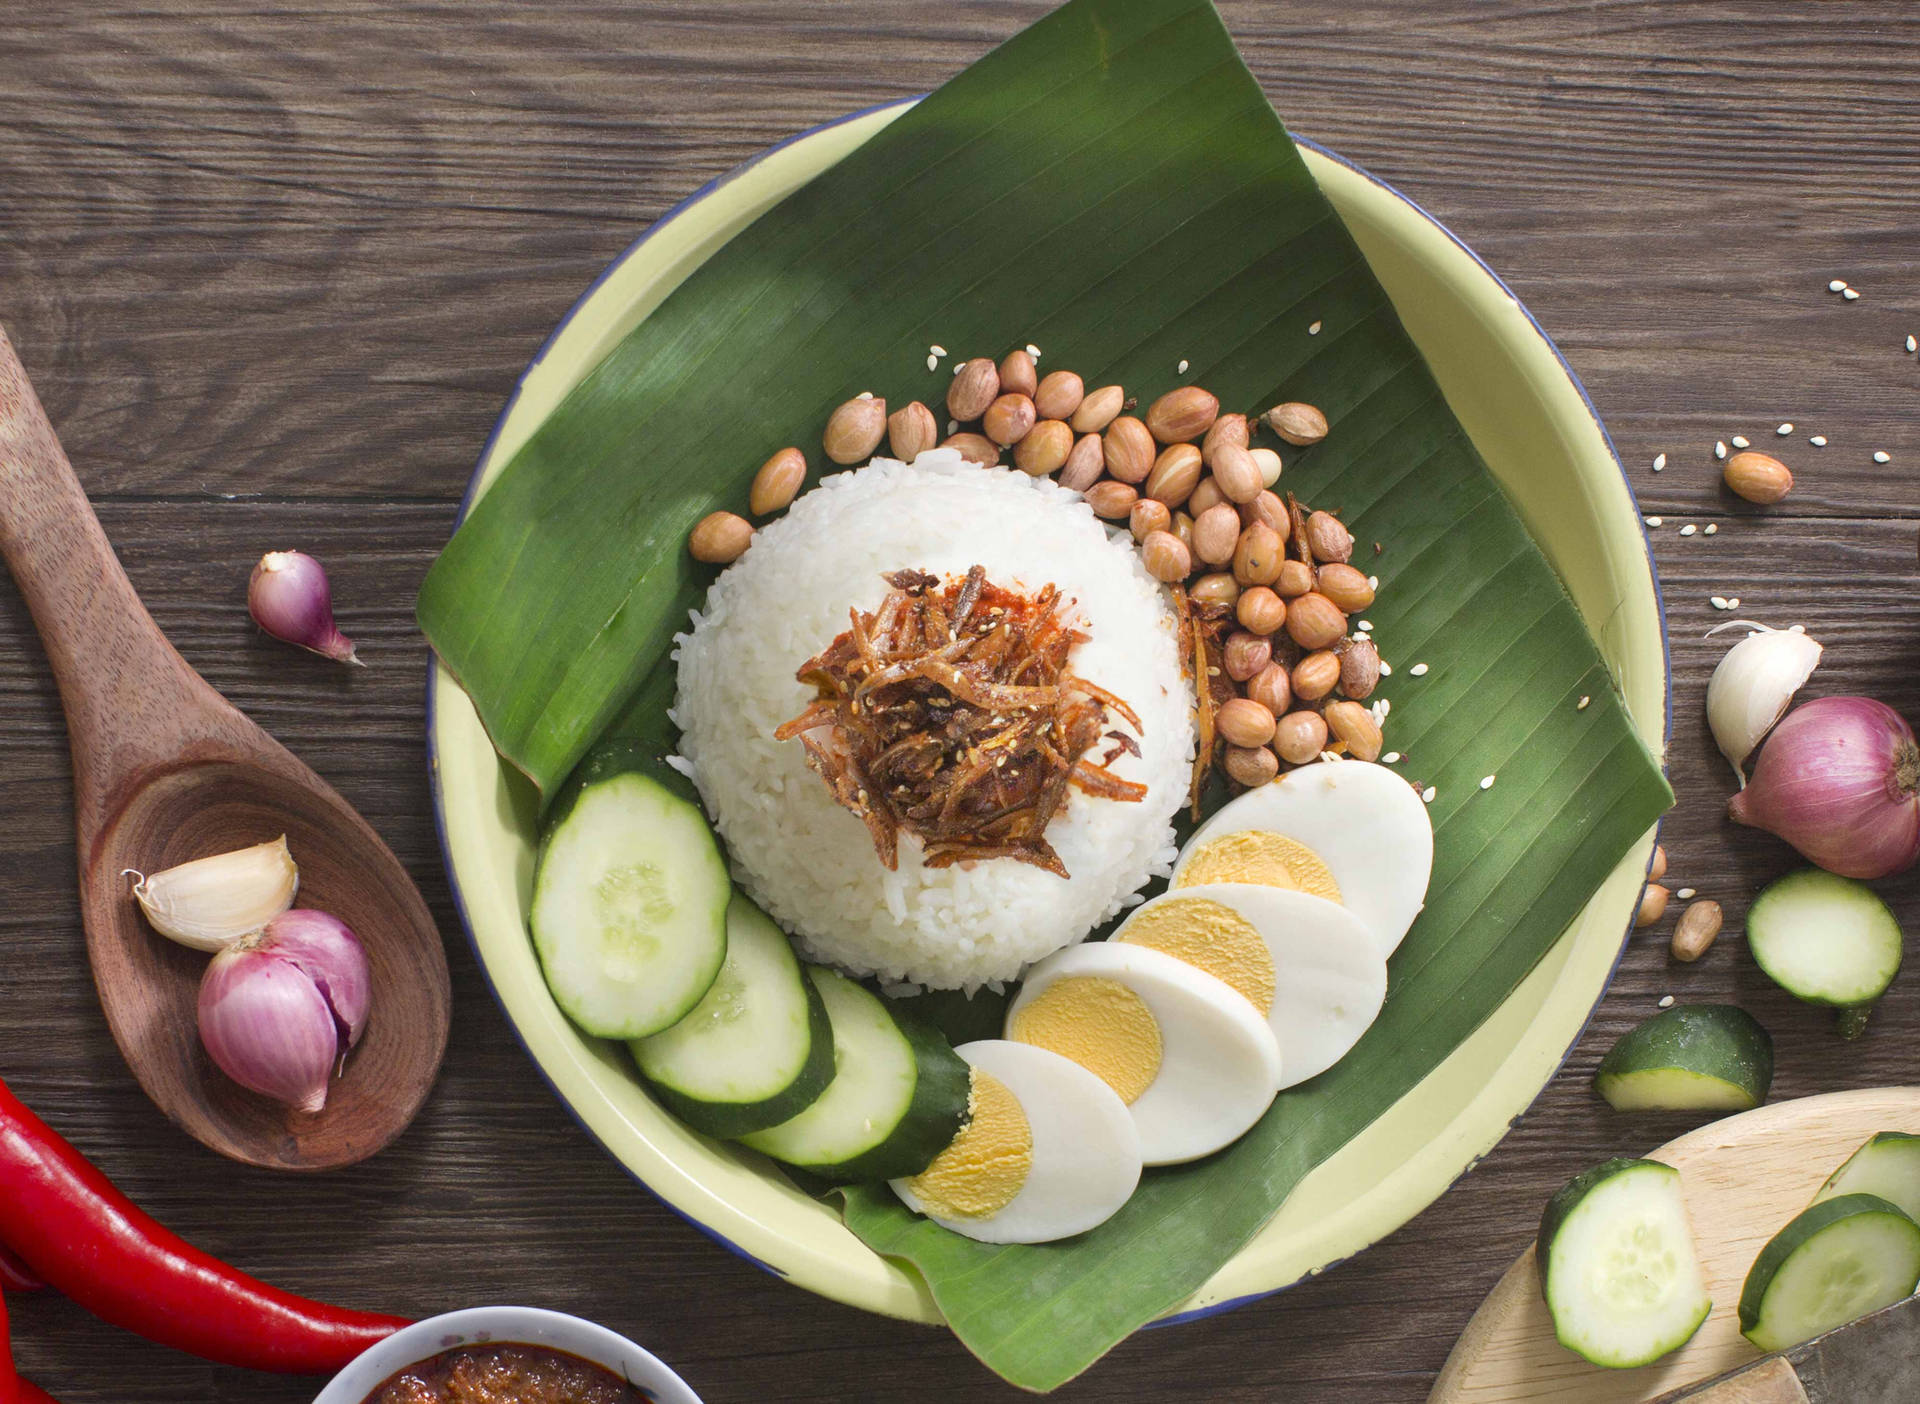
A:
1747,868,1903,1008
739,968,969,1183
1537,1158,1711,1369
1738,1193,1920,1352
1592,1004,1774,1112
531,744,731,1039
1813,1132,1920,1223
632,897,833,1138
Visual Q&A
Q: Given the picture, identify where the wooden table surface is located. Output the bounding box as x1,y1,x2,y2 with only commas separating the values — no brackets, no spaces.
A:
3,2,1917,1398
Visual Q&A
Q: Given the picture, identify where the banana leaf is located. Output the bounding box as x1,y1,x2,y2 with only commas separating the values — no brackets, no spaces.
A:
418,0,1672,1389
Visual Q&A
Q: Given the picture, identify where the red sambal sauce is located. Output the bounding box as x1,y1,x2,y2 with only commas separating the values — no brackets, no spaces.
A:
365,1343,653,1404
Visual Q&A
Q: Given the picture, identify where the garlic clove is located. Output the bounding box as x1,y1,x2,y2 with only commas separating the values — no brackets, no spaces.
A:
1704,621,1822,786
127,836,299,952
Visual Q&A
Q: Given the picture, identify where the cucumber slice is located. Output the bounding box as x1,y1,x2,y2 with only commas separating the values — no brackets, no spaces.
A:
739,968,969,1183
1814,1132,1920,1223
1747,868,1903,1008
1592,1004,1773,1112
531,746,730,1039
1738,1193,1920,1352
1537,1158,1711,1369
632,897,833,1137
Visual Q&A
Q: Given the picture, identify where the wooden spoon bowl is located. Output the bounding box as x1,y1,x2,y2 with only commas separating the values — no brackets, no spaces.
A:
0,325,449,1171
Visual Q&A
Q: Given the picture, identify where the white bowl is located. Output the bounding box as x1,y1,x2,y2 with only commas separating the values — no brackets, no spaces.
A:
313,1307,702,1404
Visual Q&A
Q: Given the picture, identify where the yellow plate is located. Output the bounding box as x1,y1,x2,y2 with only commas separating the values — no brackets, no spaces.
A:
427,101,1669,1326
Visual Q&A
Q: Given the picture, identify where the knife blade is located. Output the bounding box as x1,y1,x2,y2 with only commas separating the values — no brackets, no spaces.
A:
1649,1294,1920,1402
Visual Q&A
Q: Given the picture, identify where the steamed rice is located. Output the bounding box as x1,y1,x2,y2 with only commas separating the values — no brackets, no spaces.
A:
671,450,1194,989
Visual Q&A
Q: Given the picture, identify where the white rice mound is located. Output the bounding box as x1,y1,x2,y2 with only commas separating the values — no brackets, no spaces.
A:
671,450,1194,990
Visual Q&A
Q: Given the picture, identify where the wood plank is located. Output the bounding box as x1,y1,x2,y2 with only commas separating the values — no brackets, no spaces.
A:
2,3,1919,1399
1432,1090,1920,1403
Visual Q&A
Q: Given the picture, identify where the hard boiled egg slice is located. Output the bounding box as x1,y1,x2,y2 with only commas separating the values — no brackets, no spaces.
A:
1172,759,1433,957
890,1039,1140,1244
1005,942,1282,1166
1115,883,1387,1089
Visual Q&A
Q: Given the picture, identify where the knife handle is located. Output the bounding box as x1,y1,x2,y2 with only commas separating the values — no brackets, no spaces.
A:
1678,1356,1809,1404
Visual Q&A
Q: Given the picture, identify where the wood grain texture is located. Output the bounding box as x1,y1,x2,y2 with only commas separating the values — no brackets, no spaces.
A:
1431,1088,1920,1404
1,1,1918,1398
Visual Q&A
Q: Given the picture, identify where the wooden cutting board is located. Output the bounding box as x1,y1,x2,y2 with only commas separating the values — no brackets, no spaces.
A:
1429,1087,1920,1403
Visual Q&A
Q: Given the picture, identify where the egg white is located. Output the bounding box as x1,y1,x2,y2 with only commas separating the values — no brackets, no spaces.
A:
1173,759,1433,956
889,1039,1140,1244
1006,942,1283,1166
1119,883,1387,1089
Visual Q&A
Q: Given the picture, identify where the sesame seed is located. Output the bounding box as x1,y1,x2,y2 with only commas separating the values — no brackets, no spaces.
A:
1652,453,1667,472
1714,441,1728,460
1577,695,1591,710
1843,287,1861,301
1676,887,1696,900
1370,700,1388,725
1308,320,1323,335
1908,336,1917,354
1704,523,1718,535
1383,752,1402,764
1177,359,1190,374
1479,775,1496,790
1710,595,1730,609
1874,451,1892,464
1829,279,1848,292
1731,435,1750,449
1320,750,1343,764
1378,661,1392,676
1410,662,1429,676
856,390,874,400
1680,524,1697,537
1811,435,1827,446
926,354,939,371
930,344,947,357
1646,516,1663,527
1026,344,1042,358
1777,423,1794,435
946,419,959,435
1357,619,1373,632
1658,995,1674,1009
1728,597,1741,609
1421,786,1437,804
1367,575,1379,590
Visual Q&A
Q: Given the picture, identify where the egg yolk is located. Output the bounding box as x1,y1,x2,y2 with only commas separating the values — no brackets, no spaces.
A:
1118,897,1276,1014
1008,976,1162,1105
1176,830,1342,905
905,1069,1033,1220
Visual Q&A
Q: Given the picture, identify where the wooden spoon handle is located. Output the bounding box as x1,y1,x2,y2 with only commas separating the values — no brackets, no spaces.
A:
0,324,223,835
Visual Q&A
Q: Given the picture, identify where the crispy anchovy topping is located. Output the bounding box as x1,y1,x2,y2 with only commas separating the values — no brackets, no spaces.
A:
779,566,1145,875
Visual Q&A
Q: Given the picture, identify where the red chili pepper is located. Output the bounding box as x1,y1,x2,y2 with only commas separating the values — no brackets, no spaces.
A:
0,1079,407,1374
0,1249,39,1295
17,1384,57,1404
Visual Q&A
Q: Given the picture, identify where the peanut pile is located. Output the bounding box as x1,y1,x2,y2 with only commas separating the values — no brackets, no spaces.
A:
687,347,1389,792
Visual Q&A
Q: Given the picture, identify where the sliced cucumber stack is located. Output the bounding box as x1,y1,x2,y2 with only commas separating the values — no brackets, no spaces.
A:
740,968,969,1183
1813,1132,1920,1223
531,744,731,1039
1537,1158,1711,1369
1592,1004,1773,1112
632,897,833,1137
1747,869,1903,1035
1739,1193,1920,1352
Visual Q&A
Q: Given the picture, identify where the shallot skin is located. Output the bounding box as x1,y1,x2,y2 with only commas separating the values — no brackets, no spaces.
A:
1729,696,1920,880
197,910,372,1113
248,550,359,664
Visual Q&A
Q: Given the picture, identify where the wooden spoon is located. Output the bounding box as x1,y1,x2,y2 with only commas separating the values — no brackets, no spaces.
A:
0,324,449,1170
